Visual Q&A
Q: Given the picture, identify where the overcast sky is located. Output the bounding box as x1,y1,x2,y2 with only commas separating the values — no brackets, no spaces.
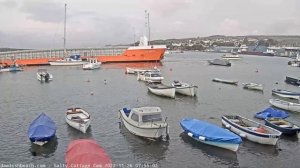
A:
0,0,299,49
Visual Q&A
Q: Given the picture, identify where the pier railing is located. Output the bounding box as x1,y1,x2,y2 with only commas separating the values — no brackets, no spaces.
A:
0,47,127,61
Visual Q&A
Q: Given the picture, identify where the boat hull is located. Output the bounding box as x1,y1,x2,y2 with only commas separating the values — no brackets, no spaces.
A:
212,78,238,85
98,47,166,63
148,86,175,98
66,118,91,133
265,118,300,135
222,116,281,145
269,99,300,113
82,63,101,70
272,89,300,100
119,110,167,139
49,61,86,66
175,86,197,96
242,83,263,91
36,73,53,82
185,132,239,152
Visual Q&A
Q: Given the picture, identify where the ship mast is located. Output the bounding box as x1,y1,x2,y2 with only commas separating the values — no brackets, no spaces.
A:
145,10,151,45
147,12,150,45
63,3,67,57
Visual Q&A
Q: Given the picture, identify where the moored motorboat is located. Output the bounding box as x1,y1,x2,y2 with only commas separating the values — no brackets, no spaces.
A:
137,71,164,83
0,62,23,72
82,58,101,70
265,118,300,135
272,89,300,100
66,108,91,133
208,59,231,66
222,115,281,145
65,139,112,167
118,107,169,140
222,54,240,60
285,76,300,86
180,118,242,152
212,78,238,85
148,83,176,98
171,80,198,96
242,82,263,91
28,113,56,146
37,69,53,82
126,67,160,74
269,99,300,113
255,107,289,120
49,55,87,66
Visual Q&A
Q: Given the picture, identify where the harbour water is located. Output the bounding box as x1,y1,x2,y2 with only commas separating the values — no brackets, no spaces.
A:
1,52,300,168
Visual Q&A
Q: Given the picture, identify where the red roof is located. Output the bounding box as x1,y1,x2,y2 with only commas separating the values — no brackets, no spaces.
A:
65,139,112,168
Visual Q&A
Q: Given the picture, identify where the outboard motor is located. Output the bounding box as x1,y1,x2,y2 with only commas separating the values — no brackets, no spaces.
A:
45,73,50,82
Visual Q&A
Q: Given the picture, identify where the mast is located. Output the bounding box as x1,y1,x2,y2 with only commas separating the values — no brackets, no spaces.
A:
144,10,151,45
147,12,150,45
63,3,67,57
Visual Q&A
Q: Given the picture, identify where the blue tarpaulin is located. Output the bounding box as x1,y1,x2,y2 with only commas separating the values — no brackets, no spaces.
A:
180,118,242,144
28,113,56,142
255,107,289,119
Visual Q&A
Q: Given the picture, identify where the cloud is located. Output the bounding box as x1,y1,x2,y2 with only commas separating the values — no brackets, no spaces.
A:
265,18,300,35
218,18,244,36
0,0,17,8
20,0,64,23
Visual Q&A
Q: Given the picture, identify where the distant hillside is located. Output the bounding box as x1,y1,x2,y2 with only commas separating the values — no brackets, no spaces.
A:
0,48,28,52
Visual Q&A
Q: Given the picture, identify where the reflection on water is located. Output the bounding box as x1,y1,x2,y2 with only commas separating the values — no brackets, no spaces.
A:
30,136,58,157
180,132,239,167
102,62,163,70
119,123,169,164
66,124,93,139
240,140,279,157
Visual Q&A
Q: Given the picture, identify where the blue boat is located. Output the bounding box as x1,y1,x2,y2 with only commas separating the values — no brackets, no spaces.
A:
180,118,242,152
265,118,300,135
28,113,56,146
255,107,289,120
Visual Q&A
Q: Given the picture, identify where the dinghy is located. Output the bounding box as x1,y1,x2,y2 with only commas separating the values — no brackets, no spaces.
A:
171,80,198,96
148,84,176,98
242,83,263,91
37,69,53,82
118,107,169,140
28,113,56,146
269,99,300,113
265,118,300,135
66,108,91,133
65,139,112,167
180,118,242,152
285,76,300,86
222,115,281,145
272,89,300,100
255,107,289,120
212,78,238,85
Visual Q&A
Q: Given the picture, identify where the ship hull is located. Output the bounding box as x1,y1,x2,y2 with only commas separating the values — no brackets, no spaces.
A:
97,48,166,63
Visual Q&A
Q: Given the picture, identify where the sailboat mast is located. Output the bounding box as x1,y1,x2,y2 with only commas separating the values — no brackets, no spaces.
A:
63,3,67,57
148,12,150,46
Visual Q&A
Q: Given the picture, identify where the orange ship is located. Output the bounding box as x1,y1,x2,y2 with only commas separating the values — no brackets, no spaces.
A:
0,37,166,66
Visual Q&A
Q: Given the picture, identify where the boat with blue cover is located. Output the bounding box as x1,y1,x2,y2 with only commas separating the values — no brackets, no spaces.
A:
265,118,300,136
222,115,282,145
180,118,242,152
272,89,300,100
28,113,56,146
255,107,289,120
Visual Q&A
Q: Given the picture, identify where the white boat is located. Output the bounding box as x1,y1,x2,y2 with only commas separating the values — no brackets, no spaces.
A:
242,82,263,91
269,99,300,113
0,62,23,72
272,89,300,100
212,78,238,85
148,84,176,98
126,67,160,74
171,80,198,96
82,58,101,70
137,71,164,83
66,108,91,133
118,107,169,139
36,69,53,82
49,55,87,66
222,115,282,145
222,54,240,60
48,4,87,66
